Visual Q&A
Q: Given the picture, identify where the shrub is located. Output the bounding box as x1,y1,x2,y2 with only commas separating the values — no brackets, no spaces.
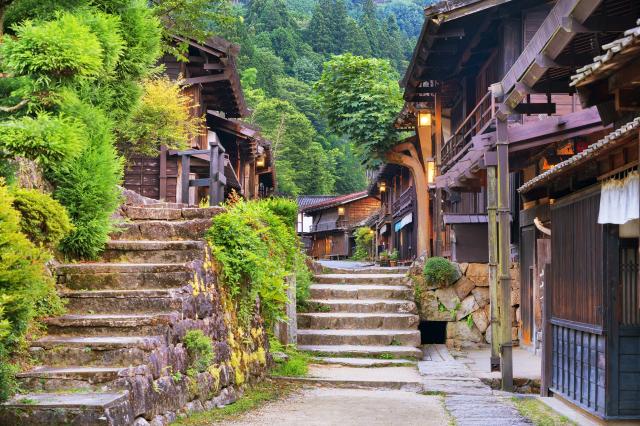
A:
423,257,458,287
269,338,309,377
352,226,373,260
11,188,74,249
295,254,312,307
47,100,123,259
0,182,64,401
184,330,215,373
206,198,302,327
118,76,204,156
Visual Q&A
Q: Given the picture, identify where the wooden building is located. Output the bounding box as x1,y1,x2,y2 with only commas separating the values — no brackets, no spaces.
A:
301,192,380,259
518,20,640,420
124,36,275,205
368,163,418,262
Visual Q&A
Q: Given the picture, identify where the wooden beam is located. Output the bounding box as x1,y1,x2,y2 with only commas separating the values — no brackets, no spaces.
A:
183,73,228,85
608,58,640,92
514,103,556,115
454,14,493,76
433,29,465,39
203,62,225,71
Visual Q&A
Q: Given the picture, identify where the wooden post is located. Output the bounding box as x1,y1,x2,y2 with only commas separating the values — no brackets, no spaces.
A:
217,150,226,204
541,263,552,396
181,154,190,205
209,141,219,205
416,121,433,258
159,145,167,201
486,153,500,372
496,116,513,391
434,94,443,256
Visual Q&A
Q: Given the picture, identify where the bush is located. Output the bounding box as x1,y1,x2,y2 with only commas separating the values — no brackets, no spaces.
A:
184,330,215,373
0,182,65,401
423,257,458,287
269,338,309,377
206,198,303,327
352,226,373,260
11,188,74,249
295,254,312,307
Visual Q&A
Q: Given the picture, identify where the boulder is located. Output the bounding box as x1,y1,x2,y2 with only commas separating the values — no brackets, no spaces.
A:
458,262,469,275
456,295,479,321
133,418,150,426
472,308,490,333
466,263,489,286
453,276,475,300
435,287,459,317
485,324,492,344
418,291,454,321
446,321,484,347
472,287,490,308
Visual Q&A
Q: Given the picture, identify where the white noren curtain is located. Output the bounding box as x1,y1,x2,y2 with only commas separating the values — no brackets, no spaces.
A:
598,171,639,225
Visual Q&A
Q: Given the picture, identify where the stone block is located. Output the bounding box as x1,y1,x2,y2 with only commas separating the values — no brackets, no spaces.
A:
515,306,521,323
456,295,480,321
472,308,490,334
133,417,151,426
435,287,459,317
485,325,491,344
466,263,489,286
458,262,469,275
472,287,490,307
418,290,453,321
510,287,520,306
446,321,483,345
512,326,519,341
453,276,475,300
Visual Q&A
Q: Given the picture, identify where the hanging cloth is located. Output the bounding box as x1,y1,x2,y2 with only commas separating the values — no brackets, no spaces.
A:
598,171,639,224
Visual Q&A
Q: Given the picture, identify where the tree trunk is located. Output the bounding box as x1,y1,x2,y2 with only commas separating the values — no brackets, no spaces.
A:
385,151,429,257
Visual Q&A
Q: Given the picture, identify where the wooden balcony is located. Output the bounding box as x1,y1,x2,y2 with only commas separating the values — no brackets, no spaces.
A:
441,91,496,170
392,187,414,219
311,219,349,233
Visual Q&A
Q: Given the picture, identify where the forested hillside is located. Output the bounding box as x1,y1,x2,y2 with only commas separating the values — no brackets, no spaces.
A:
221,0,432,196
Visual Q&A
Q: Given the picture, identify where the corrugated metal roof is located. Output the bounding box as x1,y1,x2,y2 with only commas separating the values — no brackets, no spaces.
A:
302,191,370,213
518,116,640,193
571,19,640,87
297,195,336,211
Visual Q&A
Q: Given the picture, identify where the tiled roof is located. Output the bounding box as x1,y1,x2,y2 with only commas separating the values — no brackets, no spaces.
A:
518,116,640,193
297,195,337,211
302,191,370,213
571,19,640,87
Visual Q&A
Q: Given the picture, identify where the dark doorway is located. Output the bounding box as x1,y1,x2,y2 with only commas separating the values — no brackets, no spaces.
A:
419,320,447,344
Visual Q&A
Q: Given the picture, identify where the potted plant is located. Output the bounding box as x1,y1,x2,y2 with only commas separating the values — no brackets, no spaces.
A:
379,251,390,267
389,250,399,267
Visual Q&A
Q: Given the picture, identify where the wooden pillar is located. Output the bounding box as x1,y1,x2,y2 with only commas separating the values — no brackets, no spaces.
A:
416,120,432,258
434,94,443,256
496,116,513,391
159,145,167,201
181,154,190,205
209,141,219,205
486,153,500,371
541,263,552,396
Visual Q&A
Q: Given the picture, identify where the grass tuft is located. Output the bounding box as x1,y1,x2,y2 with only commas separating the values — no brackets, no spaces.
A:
511,397,577,426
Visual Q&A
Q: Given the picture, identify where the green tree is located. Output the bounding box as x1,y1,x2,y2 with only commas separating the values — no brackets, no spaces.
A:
305,0,349,56
246,0,294,33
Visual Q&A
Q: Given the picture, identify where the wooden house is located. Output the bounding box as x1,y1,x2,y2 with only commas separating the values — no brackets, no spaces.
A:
518,20,640,420
301,192,380,259
124,36,275,205
368,163,418,262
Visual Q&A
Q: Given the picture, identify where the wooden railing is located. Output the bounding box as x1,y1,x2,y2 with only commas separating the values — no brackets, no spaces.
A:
441,91,496,169
311,219,348,233
392,187,414,216
175,140,226,206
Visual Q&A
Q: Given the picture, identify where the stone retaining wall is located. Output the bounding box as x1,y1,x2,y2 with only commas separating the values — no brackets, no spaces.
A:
410,257,520,349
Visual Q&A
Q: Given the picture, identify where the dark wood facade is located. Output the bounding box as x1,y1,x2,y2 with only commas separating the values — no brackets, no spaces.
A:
302,192,380,259
123,37,275,205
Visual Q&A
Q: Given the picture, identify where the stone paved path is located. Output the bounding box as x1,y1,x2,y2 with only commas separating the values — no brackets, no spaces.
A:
420,345,532,426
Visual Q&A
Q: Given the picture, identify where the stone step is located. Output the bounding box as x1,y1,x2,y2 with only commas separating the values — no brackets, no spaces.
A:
312,357,417,367
17,366,123,392
44,313,179,337
62,289,190,315
310,284,412,300
30,336,164,368
306,299,417,314
110,218,212,241
297,312,419,330
123,206,222,221
298,329,421,346
57,263,193,291
101,240,205,263
313,273,408,285
0,392,132,425
322,266,410,275
144,202,188,209
298,344,423,359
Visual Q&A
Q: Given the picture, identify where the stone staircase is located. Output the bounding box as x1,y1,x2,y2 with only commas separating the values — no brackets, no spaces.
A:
298,266,422,361
0,201,266,425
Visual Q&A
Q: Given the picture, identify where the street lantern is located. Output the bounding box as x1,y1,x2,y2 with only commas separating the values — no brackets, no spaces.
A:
417,111,431,127
337,206,345,216
379,181,386,192
256,156,266,168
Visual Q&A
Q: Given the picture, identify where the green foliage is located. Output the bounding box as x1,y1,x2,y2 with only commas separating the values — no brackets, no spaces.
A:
184,330,215,373
118,77,203,156
269,338,309,377
11,188,74,249
465,314,474,329
423,257,458,287
0,182,65,401
389,249,398,261
352,226,373,260
206,199,302,326
315,54,403,164
294,254,312,306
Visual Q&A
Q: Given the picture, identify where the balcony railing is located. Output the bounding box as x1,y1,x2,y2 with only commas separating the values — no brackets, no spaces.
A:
311,219,348,233
392,187,414,218
441,90,496,169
